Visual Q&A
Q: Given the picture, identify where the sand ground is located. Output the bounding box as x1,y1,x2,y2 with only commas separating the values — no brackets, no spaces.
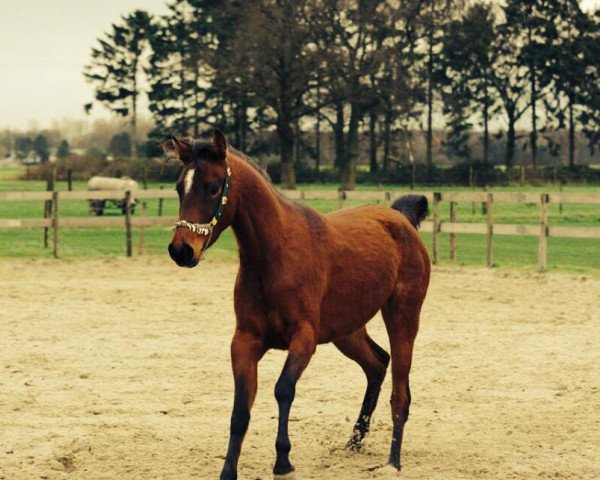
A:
0,257,598,479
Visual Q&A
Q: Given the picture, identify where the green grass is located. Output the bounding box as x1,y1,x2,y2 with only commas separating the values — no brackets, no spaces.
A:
420,232,600,273
0,227,239,261
1,166,599,274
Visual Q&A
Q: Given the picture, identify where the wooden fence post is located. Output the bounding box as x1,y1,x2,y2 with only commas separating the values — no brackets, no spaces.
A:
432,192,441,265
125,191,133,257
450,200,457,263
52,191,60,258
44,168,56,248
158,186,164,217
469,166,475,214
486,192,493,268
538,193,549,272
137,201,147,255
559,181,563,215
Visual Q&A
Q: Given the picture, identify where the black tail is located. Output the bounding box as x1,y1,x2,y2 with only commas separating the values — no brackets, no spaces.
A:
391,195,429,229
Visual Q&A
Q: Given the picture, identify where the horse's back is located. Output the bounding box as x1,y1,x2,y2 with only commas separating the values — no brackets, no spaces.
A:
327,204,427,254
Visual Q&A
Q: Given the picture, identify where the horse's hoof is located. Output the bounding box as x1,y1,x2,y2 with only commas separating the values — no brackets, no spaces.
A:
345,429,364,452
273,472,297,480
345,439,363,452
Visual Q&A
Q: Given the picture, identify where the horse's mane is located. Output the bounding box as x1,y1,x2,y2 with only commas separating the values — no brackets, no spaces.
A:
191,139,272,184
229,146,272,183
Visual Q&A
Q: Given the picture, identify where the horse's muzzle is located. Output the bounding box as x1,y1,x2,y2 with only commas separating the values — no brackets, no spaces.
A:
168,241,199,268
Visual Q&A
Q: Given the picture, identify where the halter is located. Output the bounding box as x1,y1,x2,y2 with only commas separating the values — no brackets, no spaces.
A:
171,163,232,252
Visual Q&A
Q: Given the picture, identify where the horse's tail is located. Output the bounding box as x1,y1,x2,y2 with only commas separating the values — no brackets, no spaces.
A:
391,195,429,230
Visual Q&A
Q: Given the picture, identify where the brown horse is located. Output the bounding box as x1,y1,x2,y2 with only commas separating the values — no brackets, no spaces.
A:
165,130,430,480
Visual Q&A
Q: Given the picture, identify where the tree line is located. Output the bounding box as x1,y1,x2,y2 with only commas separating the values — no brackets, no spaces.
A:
84,0,600,188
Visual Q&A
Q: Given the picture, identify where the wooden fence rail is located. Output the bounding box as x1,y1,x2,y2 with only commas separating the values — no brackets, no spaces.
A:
1,189,598,270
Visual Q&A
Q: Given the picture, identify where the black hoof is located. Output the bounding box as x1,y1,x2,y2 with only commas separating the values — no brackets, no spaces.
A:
346,437,363,452
273,466,296,480
273,459,295,477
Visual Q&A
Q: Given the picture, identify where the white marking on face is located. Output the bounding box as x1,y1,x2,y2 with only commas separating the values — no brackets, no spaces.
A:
184,168,195,196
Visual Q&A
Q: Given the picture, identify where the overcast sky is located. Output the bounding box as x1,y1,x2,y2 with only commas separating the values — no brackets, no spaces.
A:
1,0,598,131
0,0,169,131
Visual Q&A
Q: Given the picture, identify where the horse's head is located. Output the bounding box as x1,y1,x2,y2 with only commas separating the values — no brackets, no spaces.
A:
164,130,234,268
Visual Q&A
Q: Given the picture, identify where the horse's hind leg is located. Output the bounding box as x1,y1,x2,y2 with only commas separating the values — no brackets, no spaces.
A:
381,289,424,470
334,327,390,451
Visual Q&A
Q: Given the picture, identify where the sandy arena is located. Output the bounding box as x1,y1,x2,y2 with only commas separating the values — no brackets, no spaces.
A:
0,257,598,479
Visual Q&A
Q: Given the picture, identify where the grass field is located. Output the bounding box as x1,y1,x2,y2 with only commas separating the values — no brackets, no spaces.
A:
0,166,598,273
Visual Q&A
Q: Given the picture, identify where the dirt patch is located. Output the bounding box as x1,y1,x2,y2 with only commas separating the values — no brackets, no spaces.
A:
0,257,598,479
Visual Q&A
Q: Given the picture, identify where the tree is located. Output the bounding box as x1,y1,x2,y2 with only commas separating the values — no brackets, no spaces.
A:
224,0,319,189
316,0,400,188
147,1,218,139
56,139,70,159
14,136,33,160
421,0,467,179
546,3,600,165
108,132,132,158
488,18,530,168
33,134,50,163
580,9,600,154
504,0,558,170
84,10,155,159
441,2,499,163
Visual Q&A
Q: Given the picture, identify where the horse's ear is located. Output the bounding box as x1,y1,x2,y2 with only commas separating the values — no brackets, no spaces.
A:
162,136,193,164
211,129,228,161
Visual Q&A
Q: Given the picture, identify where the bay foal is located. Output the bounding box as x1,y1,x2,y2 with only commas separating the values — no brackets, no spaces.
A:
166,131,430,479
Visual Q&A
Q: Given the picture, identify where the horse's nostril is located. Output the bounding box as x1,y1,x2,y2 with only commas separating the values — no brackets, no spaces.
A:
168,242,196,267
181,243,195,266
168,243,178,262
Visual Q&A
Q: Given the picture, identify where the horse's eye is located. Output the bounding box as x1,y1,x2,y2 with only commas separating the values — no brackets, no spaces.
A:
208,183,220,196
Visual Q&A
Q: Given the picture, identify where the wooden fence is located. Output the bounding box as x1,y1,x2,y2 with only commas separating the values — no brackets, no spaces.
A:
1,189,599,271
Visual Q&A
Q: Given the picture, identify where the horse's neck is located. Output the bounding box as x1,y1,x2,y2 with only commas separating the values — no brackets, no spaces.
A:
230,156,295,264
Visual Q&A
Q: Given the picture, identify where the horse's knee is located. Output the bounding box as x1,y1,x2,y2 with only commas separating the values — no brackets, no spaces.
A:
230,402,250,436
390,387,410,422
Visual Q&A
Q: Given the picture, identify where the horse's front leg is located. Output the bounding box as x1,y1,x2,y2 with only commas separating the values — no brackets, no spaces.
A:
220,330,265,480
273,323,317,479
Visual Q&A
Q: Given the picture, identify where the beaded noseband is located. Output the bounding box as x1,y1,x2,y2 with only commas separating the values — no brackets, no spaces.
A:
171,164,232,253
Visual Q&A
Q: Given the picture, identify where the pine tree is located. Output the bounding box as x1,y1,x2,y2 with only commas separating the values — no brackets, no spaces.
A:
147,1,220,140
56,140,70,159
33,134,50,163
84,10,155,159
